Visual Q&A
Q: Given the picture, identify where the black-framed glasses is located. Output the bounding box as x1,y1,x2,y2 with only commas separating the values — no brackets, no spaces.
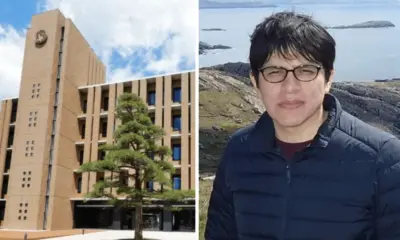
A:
259,64,322,83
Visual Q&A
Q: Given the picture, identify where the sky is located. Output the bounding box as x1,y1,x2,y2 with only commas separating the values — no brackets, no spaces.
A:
0,0,198,99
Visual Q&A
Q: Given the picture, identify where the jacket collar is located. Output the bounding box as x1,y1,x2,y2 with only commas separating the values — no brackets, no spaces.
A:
249,93,343,153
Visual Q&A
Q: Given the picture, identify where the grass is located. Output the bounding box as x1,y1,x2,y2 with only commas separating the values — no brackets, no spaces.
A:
199,180,213,240
199,91,258,129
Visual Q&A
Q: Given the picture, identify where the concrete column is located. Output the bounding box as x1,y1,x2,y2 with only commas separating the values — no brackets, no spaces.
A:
131,209,135,229
163,209,172,231
112,207,121,230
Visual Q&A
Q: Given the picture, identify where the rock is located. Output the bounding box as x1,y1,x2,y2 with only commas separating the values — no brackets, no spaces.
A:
212,125,222,131
231,102,243,108
253,106,263,114
199,41,232,55
243,95,253,105
201,175,215,181
326,20,395,29
204,62,252,82
202,28,226,31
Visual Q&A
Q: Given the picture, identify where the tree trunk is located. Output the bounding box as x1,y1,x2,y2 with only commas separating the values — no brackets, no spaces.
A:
135,202,143,240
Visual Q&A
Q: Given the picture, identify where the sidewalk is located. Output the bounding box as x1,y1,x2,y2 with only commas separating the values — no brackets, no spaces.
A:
45,230,197,240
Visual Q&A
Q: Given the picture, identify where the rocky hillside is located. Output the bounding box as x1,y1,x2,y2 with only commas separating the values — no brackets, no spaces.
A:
199,63,400,177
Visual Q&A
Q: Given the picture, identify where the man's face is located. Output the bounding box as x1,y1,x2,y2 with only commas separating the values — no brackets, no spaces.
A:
253,53,333,128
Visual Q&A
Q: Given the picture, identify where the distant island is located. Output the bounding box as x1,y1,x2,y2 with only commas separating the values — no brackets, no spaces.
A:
199,0,276,9
200,41,232,55
327,20,395,29
202,28,226,31
375,78,400,82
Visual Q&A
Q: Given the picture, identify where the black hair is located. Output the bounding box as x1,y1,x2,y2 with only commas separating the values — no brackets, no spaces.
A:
249,11,336,85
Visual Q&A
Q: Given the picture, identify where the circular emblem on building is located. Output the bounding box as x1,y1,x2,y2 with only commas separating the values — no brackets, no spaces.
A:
35,30,48,47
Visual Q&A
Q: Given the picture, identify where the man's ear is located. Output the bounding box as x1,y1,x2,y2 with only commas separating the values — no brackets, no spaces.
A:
249,71,257,88
249,71,263,99
325,69,334,93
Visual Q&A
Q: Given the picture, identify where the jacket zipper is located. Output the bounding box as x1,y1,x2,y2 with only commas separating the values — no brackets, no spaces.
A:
282,162,291,239
272,145,312,239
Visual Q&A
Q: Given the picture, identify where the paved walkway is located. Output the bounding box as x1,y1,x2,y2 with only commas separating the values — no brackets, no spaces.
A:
45,230,197,240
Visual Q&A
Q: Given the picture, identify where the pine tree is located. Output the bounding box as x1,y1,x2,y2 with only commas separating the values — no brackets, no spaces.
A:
77,92,195,240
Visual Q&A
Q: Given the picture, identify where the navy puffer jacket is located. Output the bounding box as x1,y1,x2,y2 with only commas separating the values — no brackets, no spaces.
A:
205,93,400,240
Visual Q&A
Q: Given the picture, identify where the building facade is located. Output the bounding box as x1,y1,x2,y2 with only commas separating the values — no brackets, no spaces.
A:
0,9,196,231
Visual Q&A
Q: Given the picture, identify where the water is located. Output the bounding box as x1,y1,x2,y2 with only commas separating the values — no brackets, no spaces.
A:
199,3,400,82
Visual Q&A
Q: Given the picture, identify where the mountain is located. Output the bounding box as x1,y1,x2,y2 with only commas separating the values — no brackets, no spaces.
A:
199,63,400,177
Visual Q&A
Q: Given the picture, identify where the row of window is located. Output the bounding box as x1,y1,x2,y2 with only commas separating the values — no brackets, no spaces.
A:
145,176,181,191
77,143,182,164
80,114,182,140
147,87,182,106
76,174,182,193
81,87,182,113
76,175,182,193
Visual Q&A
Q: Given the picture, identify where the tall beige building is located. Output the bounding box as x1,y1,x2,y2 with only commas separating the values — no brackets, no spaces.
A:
0,9,195,231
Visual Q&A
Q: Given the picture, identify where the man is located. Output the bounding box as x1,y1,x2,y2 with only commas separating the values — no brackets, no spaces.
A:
205,11,400,240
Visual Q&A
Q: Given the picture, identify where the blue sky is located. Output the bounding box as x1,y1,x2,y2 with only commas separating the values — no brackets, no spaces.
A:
0,0,197,99
0,1,37,30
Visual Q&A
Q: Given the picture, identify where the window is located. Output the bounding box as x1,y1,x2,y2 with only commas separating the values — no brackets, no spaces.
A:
172,144,181,161
172,87,181,103
28,112,38,127
102,97,109,111
52,120,56,135
146,181,154,192
25,140,34,157
119,171,129,186
80,123,85,139
50,136,55,150
82,100,87,113
172,115,181,131
31,84,41,99
189,112,191,133
7,128,14,147
1,177,9,198
5,152,11,172
21,172,32,188
79,150,84,165
77,177,82,193
147,91,156,105
148,152,155,160
102,121,107,137
11,101,17,122
55,79,60,93
98,149,106,160
57,65,61,78
58,52,62,66
172,175,181,190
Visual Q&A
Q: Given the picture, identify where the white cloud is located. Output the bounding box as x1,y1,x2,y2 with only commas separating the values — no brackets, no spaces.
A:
0,0,197,99
39,0,198,81
0,25,26,99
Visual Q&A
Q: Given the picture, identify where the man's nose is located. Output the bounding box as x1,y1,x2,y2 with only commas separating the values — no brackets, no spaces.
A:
281,71,301,92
